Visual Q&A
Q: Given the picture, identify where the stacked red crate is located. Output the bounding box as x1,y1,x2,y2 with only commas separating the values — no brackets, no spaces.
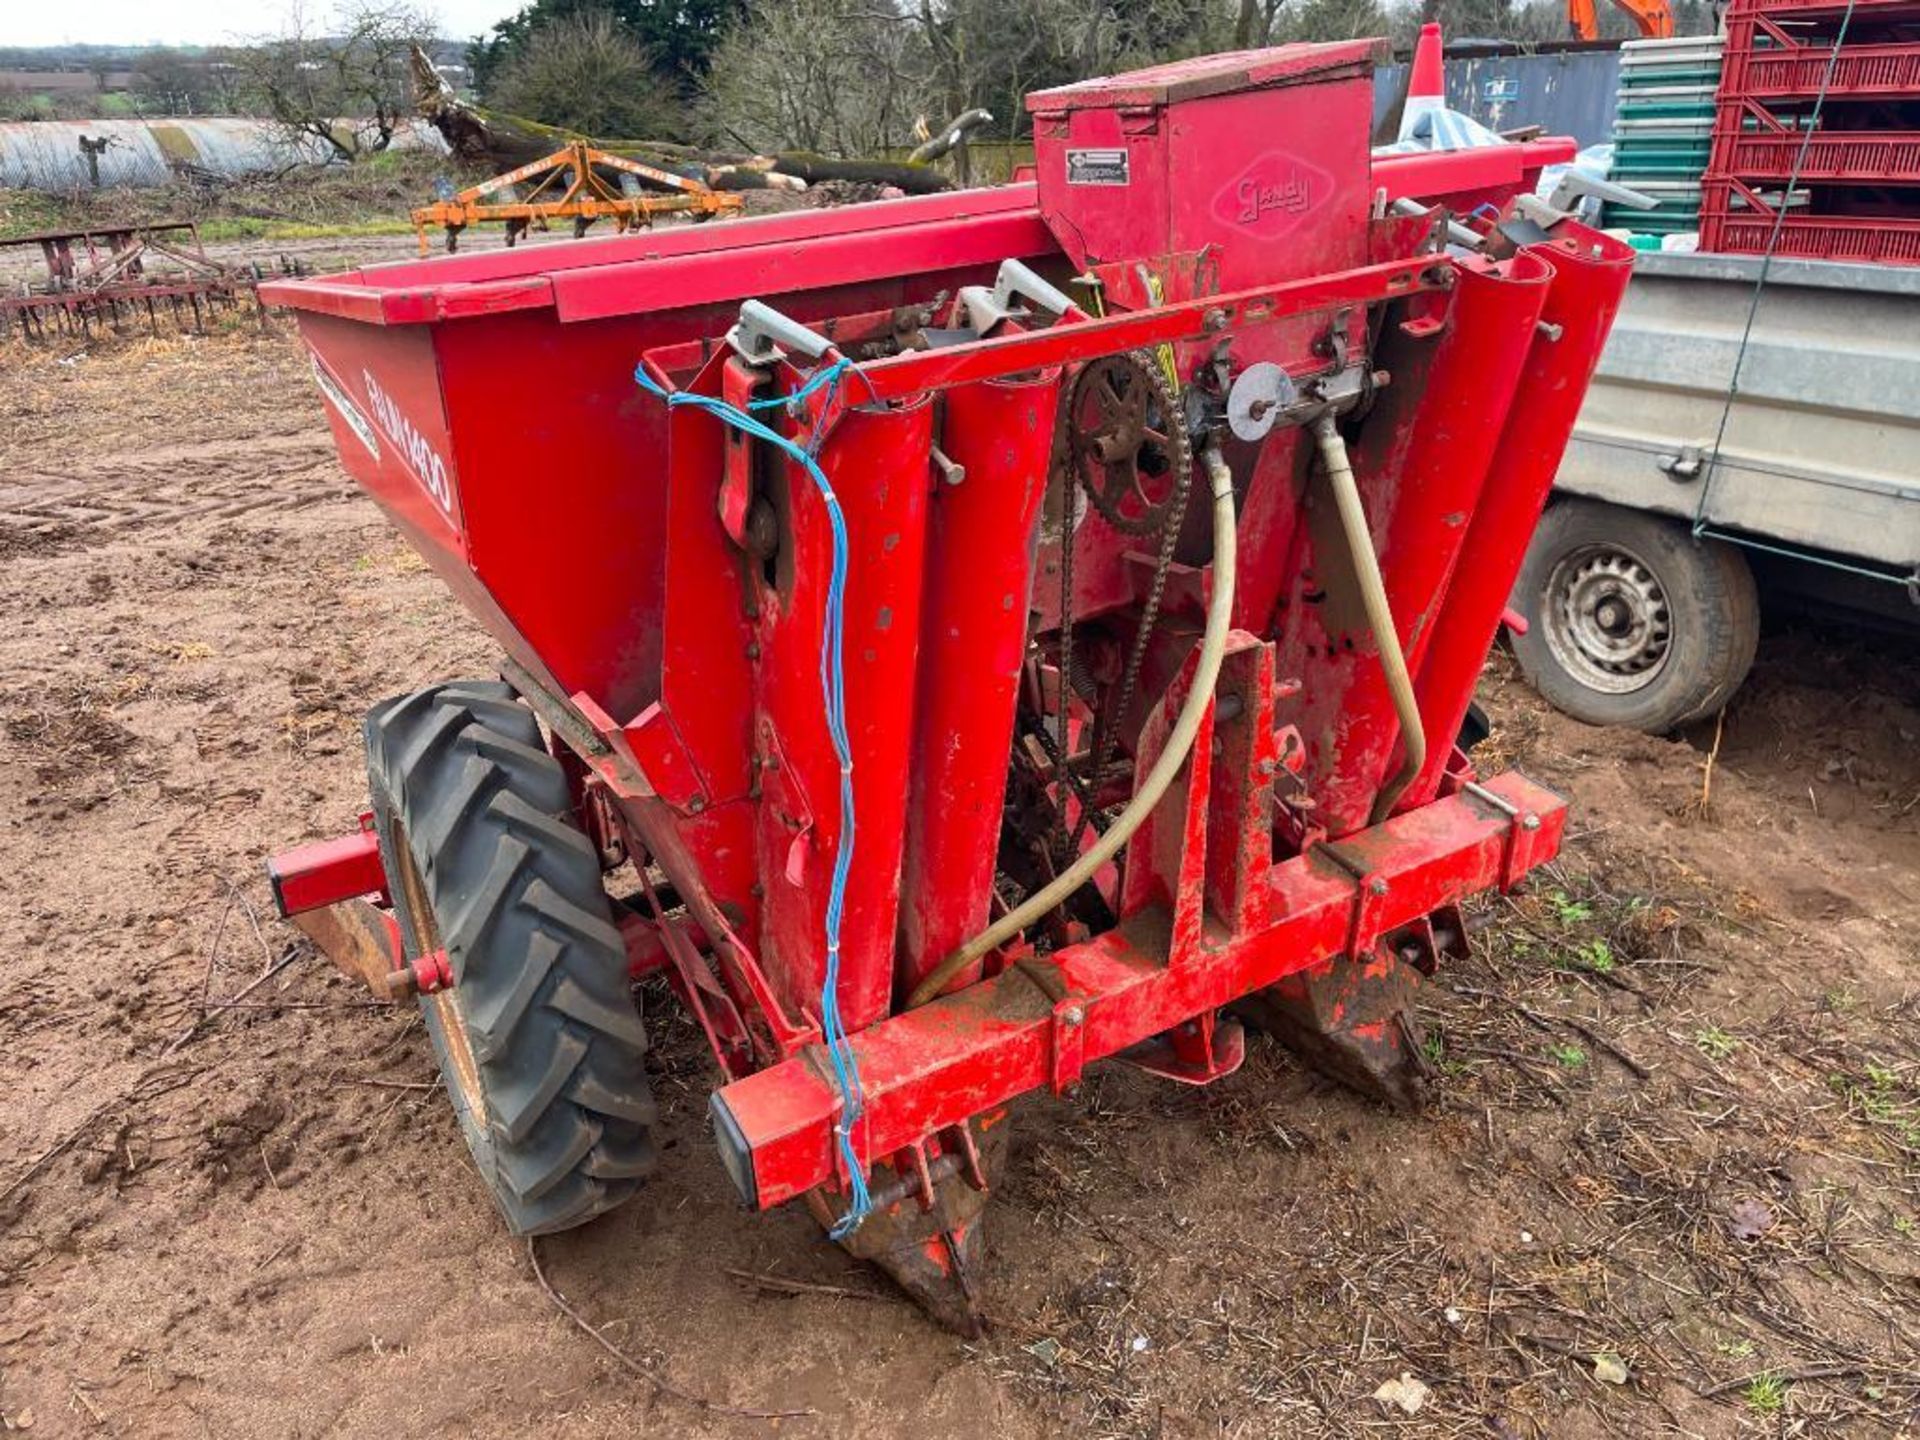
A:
1701,0,1920,262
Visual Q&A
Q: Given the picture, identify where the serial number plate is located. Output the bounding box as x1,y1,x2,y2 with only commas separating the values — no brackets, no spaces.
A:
1066,148,1130,186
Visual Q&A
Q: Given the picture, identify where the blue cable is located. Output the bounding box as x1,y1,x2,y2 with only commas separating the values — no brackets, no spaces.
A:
635,354,874,1237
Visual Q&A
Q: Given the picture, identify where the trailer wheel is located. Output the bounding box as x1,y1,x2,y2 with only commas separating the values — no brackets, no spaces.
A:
364,680,657,1234
1511,499,1758,732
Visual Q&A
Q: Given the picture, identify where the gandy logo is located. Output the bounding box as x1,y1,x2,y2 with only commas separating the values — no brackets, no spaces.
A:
1212,151,1332,237
362,369,456,520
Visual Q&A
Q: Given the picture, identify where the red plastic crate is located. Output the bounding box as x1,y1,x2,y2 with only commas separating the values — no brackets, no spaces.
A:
1714,123,1920,182
1700,176,1920,261
1726,0,1920,17
1724,36,1920,96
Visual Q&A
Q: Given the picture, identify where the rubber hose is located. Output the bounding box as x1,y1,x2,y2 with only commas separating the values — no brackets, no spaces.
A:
906,445,1240,1010
1309,414,1426,826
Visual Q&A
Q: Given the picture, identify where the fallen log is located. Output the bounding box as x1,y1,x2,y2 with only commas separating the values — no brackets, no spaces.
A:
408,44,952,195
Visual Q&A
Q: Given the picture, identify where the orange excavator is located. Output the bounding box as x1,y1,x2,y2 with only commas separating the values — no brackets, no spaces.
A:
1568,0,1674,39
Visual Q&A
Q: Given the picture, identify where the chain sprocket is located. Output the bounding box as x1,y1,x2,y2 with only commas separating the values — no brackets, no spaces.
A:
1049,348,1198,852
1063,351,1193,538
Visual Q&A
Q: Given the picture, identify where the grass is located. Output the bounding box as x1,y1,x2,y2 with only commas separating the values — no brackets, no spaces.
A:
195,217,418,242
1695,1025,1740,1061
1547,889,1594,925
1420,1027,1466,1077
1744,1372,1789,1414
1576,938,1615,974
1830,1057,1920,1151
0,189,69,238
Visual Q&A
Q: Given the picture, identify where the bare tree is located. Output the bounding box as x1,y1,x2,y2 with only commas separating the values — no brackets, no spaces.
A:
233,0,438,161
1234,0,1288,46
1280,0,1386,42
131,50,233,118
704,0,1236,159
701,0,927,155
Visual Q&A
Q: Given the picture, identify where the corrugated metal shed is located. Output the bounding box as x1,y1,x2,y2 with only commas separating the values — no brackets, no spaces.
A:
0,118,447,189
1374,50,1624,148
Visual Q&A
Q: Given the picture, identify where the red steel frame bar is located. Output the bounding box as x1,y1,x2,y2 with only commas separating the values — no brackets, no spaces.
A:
848,254,1443,402
713,768,1565,1210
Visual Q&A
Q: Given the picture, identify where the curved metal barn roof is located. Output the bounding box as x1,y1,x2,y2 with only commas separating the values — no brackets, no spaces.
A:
0,118,447,189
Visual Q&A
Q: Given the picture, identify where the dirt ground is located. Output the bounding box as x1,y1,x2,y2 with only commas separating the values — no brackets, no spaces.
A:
0,323,1915,1439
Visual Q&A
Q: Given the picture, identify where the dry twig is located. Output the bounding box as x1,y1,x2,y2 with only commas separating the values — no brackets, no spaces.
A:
724,1267,889,1302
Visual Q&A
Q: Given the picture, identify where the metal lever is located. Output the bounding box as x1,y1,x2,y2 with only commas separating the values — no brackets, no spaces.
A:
991,259,1077,320
729,298,833,366
957,259,1082,339
1548,169,1657,213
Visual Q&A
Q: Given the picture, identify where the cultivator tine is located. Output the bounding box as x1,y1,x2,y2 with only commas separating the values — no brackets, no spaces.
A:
1235,947,1436,1112
856,1211,989,1338
805,1119,1007,1337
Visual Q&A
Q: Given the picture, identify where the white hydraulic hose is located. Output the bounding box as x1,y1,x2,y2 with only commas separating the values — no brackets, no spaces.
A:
906,443,1240,1009
1309,414,1426,826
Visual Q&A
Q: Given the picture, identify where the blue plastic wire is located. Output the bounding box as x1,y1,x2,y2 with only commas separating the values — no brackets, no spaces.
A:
634,354,874,1237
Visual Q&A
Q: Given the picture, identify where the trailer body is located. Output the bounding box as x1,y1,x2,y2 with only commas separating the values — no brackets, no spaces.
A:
1513,251,1919,731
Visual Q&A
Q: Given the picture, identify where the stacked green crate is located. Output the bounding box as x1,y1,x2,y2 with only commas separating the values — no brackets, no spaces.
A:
1604,35,1725,234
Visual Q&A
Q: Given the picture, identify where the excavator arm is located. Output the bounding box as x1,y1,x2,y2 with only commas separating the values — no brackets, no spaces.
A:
1568,0,1674,39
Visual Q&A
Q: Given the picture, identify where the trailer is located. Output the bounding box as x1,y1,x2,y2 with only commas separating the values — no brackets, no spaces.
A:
1514,249,1920,731
257,41,1631,1332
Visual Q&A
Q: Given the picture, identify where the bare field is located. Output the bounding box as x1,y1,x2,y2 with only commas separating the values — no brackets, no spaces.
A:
1,327,1915,1438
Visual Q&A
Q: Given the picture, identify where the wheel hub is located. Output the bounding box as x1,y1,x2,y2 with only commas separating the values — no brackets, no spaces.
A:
1542,544,1673,695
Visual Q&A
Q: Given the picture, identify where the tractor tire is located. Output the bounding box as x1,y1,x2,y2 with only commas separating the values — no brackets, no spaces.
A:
364,680,657,1234
1510,498,1759,733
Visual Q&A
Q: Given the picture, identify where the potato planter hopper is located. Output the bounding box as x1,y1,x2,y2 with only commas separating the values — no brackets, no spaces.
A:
260,40,1631,1334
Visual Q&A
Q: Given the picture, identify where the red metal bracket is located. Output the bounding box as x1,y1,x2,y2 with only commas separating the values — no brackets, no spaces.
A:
1015,956,1088,1096
267,821,386,917
1116,1012,1247,1086
1050,994,1089,1095
1313,840,1392,962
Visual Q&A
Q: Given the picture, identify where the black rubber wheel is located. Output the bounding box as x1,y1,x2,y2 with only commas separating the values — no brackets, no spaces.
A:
364,680,657,1234
1511,498,1759,732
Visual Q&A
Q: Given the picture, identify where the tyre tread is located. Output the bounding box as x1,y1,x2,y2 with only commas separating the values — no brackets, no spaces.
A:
363,680,655,1235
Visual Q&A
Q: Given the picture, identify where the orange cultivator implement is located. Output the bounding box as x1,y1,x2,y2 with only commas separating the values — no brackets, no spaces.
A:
411,140,743,254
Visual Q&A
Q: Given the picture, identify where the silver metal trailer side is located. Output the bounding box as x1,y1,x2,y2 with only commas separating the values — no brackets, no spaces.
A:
1512,249,1920,730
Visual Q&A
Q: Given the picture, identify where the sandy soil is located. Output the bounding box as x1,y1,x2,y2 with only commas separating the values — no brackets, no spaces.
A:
0,325,1915,1439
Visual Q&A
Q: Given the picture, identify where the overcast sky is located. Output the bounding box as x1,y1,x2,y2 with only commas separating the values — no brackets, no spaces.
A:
2,0,527,48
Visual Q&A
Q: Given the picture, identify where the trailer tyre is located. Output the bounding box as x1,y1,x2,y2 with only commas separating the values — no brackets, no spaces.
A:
1511,499,1758,733
364,680,657,1235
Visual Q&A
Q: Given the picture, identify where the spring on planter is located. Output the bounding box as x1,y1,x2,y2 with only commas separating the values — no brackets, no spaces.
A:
632,355,875,1236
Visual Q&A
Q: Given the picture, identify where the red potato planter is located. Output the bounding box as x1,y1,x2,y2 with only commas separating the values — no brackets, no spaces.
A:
259,40,1631,1331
